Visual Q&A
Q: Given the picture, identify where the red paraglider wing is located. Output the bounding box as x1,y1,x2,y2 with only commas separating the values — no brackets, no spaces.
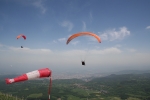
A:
22,35,26,40
66,32,101,44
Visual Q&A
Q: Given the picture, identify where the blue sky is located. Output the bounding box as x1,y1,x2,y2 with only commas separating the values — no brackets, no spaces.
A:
0,0,150,74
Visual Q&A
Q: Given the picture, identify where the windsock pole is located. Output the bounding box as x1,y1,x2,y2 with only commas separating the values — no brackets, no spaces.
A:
48,76,52,100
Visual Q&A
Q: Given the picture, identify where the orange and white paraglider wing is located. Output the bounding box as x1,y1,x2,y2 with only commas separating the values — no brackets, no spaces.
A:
66,32,101,44
16,34,21,39
5,68,51,84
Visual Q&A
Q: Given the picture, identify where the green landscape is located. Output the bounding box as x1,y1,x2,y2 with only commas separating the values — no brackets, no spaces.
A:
1,72,150,100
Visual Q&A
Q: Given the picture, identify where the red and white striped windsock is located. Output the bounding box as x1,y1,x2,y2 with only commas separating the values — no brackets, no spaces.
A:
5,68,52,84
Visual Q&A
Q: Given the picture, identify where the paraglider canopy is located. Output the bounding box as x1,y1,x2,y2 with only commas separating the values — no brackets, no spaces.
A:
16,34,26,48
66,32,101,45
16,34,26,40
66,32,101,66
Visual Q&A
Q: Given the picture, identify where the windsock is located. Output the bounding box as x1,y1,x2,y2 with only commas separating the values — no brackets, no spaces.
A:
5,68,51,84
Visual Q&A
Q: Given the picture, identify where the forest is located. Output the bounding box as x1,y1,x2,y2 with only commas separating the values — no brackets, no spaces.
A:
0,73,150,100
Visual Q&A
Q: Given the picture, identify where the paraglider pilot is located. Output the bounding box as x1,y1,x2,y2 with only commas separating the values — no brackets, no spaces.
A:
82,61,85,65
21,46,23,48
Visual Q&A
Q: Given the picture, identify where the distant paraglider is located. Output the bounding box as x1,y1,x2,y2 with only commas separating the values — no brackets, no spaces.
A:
5,68,52,100
16,34,26,48
66,32,101,65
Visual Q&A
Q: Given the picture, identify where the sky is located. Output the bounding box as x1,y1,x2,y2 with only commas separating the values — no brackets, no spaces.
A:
0,0,150,74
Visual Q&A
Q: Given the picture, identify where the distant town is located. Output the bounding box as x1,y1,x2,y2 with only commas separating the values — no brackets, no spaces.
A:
52,72,103,80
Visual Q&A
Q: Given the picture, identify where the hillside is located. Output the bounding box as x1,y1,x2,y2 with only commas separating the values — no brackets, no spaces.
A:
0,92,23,100
0,72,150,100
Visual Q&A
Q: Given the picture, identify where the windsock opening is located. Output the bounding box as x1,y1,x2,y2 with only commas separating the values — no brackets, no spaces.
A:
5,78,14,84
39,68,51,78
5,78,10,84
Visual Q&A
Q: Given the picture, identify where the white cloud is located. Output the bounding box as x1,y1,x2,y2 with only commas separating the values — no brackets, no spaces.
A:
58,38,66,42
10,0,47,14
8,46,52,54
90,47,122,55
87,36,99,43
82,21,86,31
0,44,121,56
126,48,136,52
146,26,150,29
115,44,122,48
32,0,46,14
99,33,108,40
70,41,80,45
62,49,87,56
14,0,47,14
1,43,150,73
62,47,122,55
52,38,66,44
52,40,57,43
60,21,74,32
0,43,3,47
100,27,130,41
